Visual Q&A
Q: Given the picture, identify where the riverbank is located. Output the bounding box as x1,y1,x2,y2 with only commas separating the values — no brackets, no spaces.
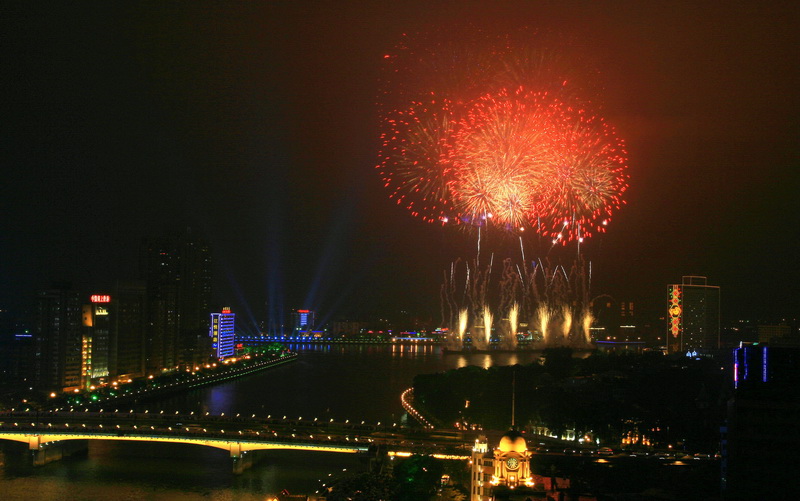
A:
46,353,300,411
238,335,439,345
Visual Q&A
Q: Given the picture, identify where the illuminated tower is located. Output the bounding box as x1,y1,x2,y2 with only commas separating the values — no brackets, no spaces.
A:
667,276,720,354
210,307,235,360
80,294,112,387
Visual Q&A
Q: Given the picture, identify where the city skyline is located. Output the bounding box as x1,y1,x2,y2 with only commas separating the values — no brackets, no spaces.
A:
3,2,799,329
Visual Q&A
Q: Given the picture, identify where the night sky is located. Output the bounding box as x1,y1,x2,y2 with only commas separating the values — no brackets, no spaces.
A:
3,2,799,330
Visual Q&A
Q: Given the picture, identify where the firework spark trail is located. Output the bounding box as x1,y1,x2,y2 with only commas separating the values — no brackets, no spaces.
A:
582,310,594,345
483,305,493,348
561,305,573,343
508,302,519,350
501,255,524,314
441,254,594,348
441,267,455,332
537,305,552,345
476,226,481,266
459,309,469,341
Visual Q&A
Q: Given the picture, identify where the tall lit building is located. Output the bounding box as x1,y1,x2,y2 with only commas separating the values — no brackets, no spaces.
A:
34,283,82,391
667,276,720,354
80,294,112,386
210,308,235,359
292,309,314,334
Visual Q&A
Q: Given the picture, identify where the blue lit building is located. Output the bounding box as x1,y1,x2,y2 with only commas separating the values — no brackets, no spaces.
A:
732,344,800,390
292,309,314,334
210,308,235,359
723,345,800,497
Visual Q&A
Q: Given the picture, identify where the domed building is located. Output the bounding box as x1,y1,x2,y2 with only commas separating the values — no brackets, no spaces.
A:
470,430,538,500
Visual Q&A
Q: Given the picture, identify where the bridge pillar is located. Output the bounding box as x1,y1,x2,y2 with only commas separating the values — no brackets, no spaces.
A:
230,443,254,475
28,435,41,450
31,439,88,467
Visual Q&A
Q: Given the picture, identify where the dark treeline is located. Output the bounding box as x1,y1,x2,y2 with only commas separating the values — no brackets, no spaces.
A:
414,348,729,452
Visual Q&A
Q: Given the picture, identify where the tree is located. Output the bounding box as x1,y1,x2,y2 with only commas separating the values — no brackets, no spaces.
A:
326,472,396,501
394,455,445,501
433,485,467,501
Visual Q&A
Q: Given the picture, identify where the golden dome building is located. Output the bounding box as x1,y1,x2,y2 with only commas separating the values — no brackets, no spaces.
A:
470,430,539,500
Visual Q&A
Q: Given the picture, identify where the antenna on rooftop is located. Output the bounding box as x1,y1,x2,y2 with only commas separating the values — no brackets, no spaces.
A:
511,369,516,429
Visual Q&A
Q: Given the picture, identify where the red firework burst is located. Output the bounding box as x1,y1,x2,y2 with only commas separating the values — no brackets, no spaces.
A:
376,29,629,243
376,100,456,223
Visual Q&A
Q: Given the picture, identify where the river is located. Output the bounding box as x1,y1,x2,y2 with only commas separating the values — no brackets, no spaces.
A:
0,344,543,500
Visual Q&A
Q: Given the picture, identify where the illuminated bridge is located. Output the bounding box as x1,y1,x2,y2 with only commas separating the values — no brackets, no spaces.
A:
0,410,471,472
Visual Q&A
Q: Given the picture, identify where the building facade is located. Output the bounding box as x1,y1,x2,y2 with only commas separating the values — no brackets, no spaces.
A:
80,295,112,386
667,276,720,354
292,309,315,334
34,283,82,391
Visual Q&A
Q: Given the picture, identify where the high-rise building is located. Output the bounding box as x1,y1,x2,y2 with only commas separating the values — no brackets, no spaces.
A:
0,330,35,389
591,298,641,343
80,294,112,386
140,229,211,372
210,308,235,359
111,280,147,379
666,276,720,354
34,283,82,391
